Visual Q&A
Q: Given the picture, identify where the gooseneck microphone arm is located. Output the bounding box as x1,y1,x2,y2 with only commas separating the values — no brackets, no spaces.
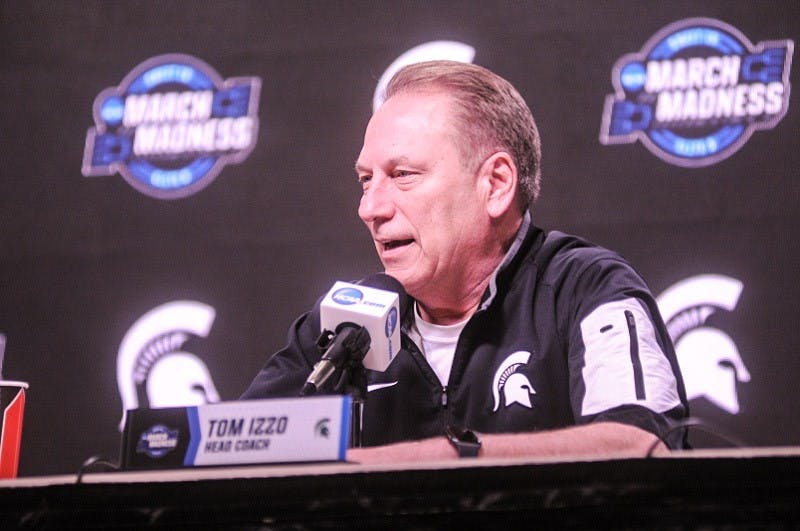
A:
300,324,371,397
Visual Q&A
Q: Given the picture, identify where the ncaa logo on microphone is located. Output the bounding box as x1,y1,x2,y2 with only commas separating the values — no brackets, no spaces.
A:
331,287,363,306
384,307,398,337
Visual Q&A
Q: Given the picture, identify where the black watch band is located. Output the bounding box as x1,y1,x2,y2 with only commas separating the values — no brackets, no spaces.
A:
445,425,481,458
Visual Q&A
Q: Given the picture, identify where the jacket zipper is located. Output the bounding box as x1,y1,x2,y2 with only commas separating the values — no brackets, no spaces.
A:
625,310,646,400
404,337,451,414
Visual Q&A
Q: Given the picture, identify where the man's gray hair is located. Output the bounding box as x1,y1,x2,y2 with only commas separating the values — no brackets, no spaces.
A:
384,60,542,205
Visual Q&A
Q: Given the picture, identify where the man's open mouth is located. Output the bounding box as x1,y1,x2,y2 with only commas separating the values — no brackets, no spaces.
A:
383,239,414,250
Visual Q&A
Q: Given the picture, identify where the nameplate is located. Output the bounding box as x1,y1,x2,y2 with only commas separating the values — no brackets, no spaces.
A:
121,396,351,470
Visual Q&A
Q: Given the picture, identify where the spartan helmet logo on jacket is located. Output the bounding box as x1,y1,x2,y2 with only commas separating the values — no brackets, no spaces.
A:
492,351,536,411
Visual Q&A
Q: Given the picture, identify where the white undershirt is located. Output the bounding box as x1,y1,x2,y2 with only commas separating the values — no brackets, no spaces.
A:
414,303,469,386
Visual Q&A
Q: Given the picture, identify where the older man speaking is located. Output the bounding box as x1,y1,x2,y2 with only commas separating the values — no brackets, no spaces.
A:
243,61,688,463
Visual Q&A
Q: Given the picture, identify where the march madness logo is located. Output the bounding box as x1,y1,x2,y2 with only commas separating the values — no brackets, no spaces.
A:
82,54,261,199
600,18,793,167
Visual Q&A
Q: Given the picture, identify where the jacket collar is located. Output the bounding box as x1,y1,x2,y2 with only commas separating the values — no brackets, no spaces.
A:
478,210,547,311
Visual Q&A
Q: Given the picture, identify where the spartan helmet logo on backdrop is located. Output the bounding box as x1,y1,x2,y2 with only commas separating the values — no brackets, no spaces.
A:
116,300,221,430
657,274,750,414
372,40,476,112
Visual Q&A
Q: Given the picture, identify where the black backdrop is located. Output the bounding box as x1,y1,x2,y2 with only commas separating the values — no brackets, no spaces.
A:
1,0,798,476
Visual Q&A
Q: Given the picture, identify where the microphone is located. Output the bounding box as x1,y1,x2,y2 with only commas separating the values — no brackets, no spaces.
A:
300,274,408,396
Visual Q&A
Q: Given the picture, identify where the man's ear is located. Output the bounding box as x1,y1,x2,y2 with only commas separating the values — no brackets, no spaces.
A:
480,151,519,218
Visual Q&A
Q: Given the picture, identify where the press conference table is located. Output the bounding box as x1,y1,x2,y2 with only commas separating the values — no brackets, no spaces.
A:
1,447,799,529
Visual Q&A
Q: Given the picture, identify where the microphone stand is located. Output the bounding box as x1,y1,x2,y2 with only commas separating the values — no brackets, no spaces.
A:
302,327,370,448
341,362,367,448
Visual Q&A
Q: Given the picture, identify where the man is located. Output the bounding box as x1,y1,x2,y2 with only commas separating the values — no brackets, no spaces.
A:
242,60,688,462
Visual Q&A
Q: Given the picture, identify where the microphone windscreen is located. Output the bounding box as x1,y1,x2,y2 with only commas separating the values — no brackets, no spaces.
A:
357,274,409,315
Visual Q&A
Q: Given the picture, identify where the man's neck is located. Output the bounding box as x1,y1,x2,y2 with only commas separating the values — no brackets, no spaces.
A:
417,299,481,326
416,210,526,325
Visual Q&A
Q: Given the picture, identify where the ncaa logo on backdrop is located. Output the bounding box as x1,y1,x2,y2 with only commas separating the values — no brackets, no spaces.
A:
600,18,793,167
82,54,261,199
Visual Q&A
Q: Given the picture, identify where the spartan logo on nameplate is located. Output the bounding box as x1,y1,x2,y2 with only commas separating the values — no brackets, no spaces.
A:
314,418,331,438
82,54,261,199
657,274,749,414
117,300,221,430
600,18,793,167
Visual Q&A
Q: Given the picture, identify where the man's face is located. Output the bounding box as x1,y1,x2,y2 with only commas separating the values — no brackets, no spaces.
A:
355,91,493,303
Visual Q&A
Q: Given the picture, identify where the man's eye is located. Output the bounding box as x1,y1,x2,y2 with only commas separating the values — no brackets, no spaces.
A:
358,175,371,188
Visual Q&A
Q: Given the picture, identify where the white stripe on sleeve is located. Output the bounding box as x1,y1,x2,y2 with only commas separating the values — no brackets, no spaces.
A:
579,298,681,416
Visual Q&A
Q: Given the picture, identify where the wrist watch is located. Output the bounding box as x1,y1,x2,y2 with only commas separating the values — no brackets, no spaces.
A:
445,425,482,457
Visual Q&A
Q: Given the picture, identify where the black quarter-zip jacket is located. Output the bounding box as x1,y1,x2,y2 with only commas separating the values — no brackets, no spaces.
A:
242,214,690,449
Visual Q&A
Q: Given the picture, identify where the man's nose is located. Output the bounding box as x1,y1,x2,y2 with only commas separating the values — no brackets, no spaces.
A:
358,175,395,223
